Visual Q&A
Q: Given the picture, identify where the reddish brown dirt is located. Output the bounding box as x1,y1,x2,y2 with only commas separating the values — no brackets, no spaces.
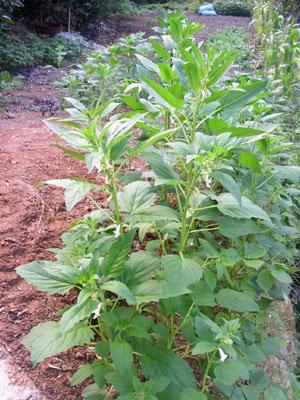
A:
97,13,252,45
0,14,253,400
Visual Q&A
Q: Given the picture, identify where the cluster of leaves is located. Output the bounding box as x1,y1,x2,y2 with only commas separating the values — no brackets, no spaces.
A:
213,0,253,17
60,32,152,107
17,12,300,400
252,0,300,142
0,27,88,71
207,27,252,68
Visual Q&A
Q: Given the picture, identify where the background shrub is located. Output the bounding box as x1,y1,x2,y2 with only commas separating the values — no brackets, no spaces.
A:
0,28,87,71
214,0,253,17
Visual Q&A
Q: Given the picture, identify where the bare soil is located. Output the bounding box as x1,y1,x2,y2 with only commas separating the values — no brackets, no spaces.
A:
0,14,252,400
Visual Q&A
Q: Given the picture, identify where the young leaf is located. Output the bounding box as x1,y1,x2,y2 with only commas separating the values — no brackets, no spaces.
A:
239,151,261,173
23,321,94,366
102,230,136,278
141,76,184,110
16,261,81,295
60,290,97,333
216,289,259,312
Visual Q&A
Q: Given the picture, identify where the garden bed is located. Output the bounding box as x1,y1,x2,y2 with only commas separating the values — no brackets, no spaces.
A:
0,11,297,400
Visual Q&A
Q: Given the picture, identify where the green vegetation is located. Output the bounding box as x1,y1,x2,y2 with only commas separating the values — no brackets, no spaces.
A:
0,28,88,71
214,0,253,16
16,11,300,400
207,27,252,67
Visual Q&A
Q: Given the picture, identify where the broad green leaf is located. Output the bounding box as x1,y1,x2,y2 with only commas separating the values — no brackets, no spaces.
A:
136,54,160,74
190,281,216,307
212,171,241,204
140,346,197,396
216,289,259,312
162,255,203,289
16,261,81,295
243,259,264,270
184,62,201,90
257,270,275,290
180,388,207,400
243,344,266,363
102,281,137,305
131,127,178,157
23,321,94,366
137,205,180,222
46,179,98,212
214,359,249,385
239,151,261,173
150,39,170,59
158,62,175,82
102,230,136,278
144,152,182,186
275,166,300,184
124,251,160,287
110,340,136,377
270,265,292,284
60,289,97,333
264,386,288,400
244,243,267,259
142,76,183,110
199,239,218,258
215,193,270,221
118,181,156,215
207,51,237,87
65,97,87,112
71,364,94,386
218,217,260,238
220,80,267,119
192,341,216,355
131,279,190,305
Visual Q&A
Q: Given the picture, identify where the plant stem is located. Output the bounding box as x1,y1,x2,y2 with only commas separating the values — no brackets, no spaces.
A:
202,349,217,392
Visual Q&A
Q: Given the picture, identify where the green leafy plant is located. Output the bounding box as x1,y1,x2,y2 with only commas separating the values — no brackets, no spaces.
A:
214,0,253,17
0,30,88,71
17,12,299,400
207,27,252,68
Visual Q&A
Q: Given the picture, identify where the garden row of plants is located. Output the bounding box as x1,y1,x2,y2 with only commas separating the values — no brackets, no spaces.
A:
17,6,300,400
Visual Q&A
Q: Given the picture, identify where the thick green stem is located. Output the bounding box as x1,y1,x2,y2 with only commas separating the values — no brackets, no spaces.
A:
107,169,121,225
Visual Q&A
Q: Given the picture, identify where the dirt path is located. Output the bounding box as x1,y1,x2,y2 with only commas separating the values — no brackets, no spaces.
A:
0,14,252,400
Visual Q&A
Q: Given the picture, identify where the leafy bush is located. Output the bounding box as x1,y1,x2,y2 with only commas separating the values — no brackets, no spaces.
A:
0,30,88,71
17,12,300,400
207,27,252,67
60,32,151,106
214,0,253,16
